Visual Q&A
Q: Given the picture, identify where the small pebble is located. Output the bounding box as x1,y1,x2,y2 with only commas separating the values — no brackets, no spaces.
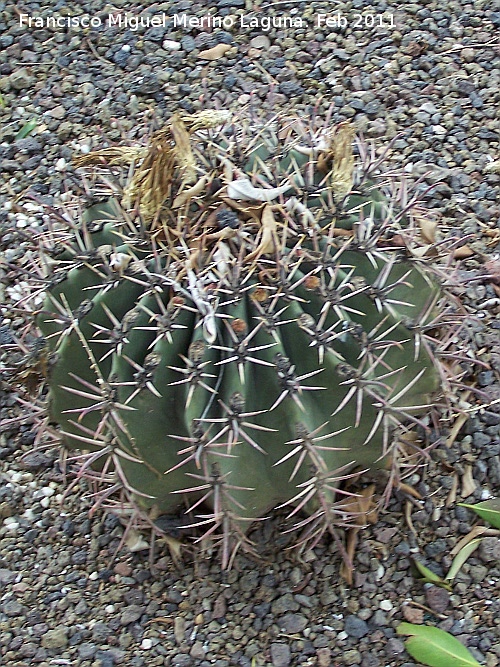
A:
379,600,393,611
163,40,182,50
425,585,451,613
344,615,369,638
279,613,308,634
271,643,291,667
249,35,271,49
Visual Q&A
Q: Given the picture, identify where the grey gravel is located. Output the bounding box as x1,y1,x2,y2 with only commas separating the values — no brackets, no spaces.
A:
279,613,308,634
40,627,69,649
425,585,451,613
479,537,500,564
270,643,291,667
345,615,370,638
1,0,500,666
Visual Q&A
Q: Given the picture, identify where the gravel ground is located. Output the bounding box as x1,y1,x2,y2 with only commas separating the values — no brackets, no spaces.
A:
1,1,500,666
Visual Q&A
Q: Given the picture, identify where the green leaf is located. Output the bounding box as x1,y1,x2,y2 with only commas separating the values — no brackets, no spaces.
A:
15,118,38,141
445,538,482,582
0,93,6,108
459,498,500,529
412,559,451,591
397,623,482,667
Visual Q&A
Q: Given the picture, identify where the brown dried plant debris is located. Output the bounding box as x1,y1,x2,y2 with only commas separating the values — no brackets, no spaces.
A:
74,110,231,224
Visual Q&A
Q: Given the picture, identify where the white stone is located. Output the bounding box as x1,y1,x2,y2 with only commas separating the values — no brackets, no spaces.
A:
420,102,437,113
15,213,29,228
163,39,181,50
249,35,271,49
4,522,19,532
4,516,18,525
24,202,42,212
432,125,447,135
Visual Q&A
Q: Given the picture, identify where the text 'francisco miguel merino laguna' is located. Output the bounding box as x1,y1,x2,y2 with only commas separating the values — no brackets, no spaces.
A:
18,12,305,31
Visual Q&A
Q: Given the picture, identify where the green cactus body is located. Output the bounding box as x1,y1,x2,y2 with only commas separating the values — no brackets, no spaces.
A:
36,113,447,562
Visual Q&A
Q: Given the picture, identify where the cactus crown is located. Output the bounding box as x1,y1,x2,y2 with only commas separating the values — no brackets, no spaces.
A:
26,110,459,568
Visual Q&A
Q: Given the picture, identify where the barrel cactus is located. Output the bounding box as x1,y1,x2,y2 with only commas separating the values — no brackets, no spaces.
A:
32,110,452,566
